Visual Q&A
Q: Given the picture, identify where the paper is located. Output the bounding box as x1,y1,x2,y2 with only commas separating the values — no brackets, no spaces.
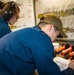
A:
53,57,70,71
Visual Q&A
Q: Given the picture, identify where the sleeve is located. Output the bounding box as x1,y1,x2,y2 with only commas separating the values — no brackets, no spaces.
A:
0,22,11,38
32,35,61,75
61,67,74,75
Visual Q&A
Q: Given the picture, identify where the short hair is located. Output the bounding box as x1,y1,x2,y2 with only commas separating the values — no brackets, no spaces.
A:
38,14,67,38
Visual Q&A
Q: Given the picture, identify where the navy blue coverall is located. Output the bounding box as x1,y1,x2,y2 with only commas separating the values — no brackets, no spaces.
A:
0,26,74,75
0,16,11,38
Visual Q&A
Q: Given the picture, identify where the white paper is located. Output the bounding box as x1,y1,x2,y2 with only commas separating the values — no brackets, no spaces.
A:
53,57,70,71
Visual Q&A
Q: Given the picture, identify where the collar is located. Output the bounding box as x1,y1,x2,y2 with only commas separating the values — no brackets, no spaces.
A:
33,26,41,31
